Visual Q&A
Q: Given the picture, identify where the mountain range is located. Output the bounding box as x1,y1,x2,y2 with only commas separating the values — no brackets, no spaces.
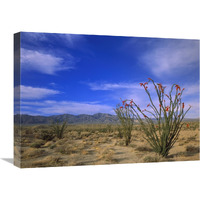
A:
14,113,119,125
14,113,199,125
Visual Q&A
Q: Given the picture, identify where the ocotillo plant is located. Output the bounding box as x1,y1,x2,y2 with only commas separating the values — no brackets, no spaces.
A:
119,78,191,157
51,121,67,139
114,102,134,146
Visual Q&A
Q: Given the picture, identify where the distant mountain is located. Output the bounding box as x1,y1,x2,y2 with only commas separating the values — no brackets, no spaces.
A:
14,113,199,125
14,113,119,125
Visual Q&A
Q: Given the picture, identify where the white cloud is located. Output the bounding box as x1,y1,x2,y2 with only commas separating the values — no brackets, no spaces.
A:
21,48,74,75
183,101,199,118
22,32,85,49
182,83,199,96
14,85,60,100
87,82,141,91
140,40,199,78
20,100,114,115
58,34,85,49
86,80,199,118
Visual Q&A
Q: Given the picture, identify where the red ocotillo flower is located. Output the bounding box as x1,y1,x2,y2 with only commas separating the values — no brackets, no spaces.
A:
144,115,147,118
165,94,169,98
148,78,152,81
166,106,169,112
157,83,162,90
122,100,126,105
182,103,184,109
145,86,148,90
144,82,148,86
139,83,143,86
120,106,123,109
186,123,190,128
159,104,161,108
147,103,150,107
175,84,181,91
125,103,129,108
178,93,181,96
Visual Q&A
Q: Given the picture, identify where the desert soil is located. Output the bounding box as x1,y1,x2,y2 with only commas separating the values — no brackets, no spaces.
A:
14,124,199,168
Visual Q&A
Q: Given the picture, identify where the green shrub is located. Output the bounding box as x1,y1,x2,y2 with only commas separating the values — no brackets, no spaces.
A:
117,127,123,138
25,128,33,135
30,140,45,148
136,146,153,152
143,156,160,163
186,145,199,154
119,78,191,157
51,121,67,139
114,104,134,146
41,129,55,141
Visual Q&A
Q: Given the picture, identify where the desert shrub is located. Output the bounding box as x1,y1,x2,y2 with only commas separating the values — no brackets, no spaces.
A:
22,148,46,159
84,128,90,132
14,126,20,136
186,145,199,154
25,127,33,135
98,148,115,162
114,104,134,146
119,78,191,157
117,127,123,138
30,141,44,148
55,144,76,155
51,121,67,139
187,135,197,141
106,124,112,133
90,129,95,134
31,156,62,167
36,124,49,129
99,128,107,133
143,156,160,163
77,130,81,135
136,146,153,152
50,144,56,149
41,129,55,141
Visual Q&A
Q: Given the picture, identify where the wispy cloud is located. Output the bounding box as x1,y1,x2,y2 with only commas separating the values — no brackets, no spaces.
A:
139,40,199,78
21,32,85,49
86,82,141,91
86,80,199,118
182,83,199,96
15,85,60,100
21,48,75,75
20,100,114,115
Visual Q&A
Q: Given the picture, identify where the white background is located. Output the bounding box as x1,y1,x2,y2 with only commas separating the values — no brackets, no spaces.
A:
0,0,199,199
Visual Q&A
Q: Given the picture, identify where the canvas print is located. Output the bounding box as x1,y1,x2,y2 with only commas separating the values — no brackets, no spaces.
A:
14,32,199,168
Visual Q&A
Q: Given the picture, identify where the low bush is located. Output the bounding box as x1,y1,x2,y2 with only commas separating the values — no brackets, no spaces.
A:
114,104,134,146
41,130,55,141
186,145,199,154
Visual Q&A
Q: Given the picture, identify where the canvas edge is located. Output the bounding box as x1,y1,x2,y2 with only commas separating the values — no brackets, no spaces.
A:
14,32,21,168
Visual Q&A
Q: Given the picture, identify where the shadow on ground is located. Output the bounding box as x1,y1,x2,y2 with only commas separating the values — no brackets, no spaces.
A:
1,158,13,164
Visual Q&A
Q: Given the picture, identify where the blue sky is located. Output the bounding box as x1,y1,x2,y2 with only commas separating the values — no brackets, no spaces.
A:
15,32,199,118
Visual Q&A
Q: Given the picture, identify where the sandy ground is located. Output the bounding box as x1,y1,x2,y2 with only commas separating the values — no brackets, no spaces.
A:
14,125,199,168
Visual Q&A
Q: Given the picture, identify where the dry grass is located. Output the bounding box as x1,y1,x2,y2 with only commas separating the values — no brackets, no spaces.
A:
15,122,199,168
